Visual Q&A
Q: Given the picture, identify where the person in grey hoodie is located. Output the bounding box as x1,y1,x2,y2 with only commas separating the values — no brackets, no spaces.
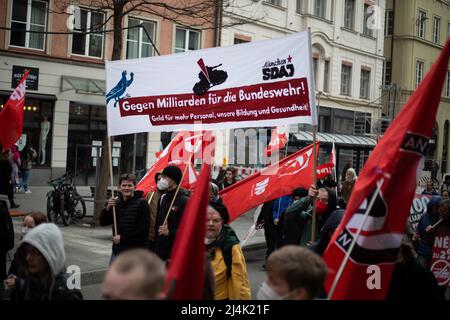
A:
7,223,83,300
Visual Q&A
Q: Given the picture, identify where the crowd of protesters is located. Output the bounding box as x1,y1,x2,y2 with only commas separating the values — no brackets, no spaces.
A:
1,162,449,301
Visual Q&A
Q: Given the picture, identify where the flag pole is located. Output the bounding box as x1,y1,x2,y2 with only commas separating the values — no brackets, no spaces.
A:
327,178,386,299
311,125,318,242
309,25,318,243
108,137,118,236
275,133,290,222
163,135,202,226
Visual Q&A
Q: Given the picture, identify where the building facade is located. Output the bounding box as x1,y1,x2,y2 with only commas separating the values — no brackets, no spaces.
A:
383,0,450,180
214,0,385,177
0,0,215,185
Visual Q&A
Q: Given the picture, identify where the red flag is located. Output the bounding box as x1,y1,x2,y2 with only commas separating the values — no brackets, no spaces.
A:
265,125,289,156
136,131,215,194
316,162,334,180
0,70,29,151
164,163,210,299
221,143,317,222
323,39,450,300
316,142,336,179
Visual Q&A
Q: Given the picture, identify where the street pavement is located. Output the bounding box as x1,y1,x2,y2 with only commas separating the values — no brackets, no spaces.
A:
2,185,267,298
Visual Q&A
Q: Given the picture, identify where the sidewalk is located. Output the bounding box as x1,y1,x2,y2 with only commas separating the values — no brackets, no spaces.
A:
3,186,266,286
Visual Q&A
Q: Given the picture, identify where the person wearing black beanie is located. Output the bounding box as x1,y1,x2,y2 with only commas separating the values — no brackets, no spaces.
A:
154,165,189,261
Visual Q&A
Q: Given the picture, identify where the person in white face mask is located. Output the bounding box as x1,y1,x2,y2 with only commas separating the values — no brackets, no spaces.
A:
257,245,327,300
154,165,190,261
146,172,164,252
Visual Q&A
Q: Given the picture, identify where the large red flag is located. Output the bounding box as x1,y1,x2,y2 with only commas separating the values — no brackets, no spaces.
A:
0,70,29,151
164,163,210,299
221,143,317,222
265,125,289,156
323,39,450,300
136,131,215,194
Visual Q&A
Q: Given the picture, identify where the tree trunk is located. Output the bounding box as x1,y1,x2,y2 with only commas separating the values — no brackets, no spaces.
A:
93,5,124,224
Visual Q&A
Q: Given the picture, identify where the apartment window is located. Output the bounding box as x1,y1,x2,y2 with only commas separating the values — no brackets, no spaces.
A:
363,4,373,37
341,64,352,96
313,57,318,88
234,38,249,44
323,60,330,92
126,18,156,59
319,107,331,133
296,0,303,13
360,69,370,99
344,0,355,30
314,0,326,19
334,109,354,135
445,70,450,98
71,9,104,58
433,16,441,44
417,10,426,38
175,27,200,53
384,10,393,36
383,60,392,87
415,61,424,88
10,0,47,50
268,0,282,6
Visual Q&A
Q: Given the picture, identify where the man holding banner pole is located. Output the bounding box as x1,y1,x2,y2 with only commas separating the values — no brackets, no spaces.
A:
154,165,189,261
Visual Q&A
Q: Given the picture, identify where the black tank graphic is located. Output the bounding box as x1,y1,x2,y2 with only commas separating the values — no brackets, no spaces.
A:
193,58,228,95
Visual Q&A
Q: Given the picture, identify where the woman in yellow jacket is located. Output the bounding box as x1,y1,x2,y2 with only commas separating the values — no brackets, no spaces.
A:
206,202,251,300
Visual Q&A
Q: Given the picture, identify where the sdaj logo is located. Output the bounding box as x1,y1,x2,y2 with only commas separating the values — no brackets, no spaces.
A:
262,55,295,80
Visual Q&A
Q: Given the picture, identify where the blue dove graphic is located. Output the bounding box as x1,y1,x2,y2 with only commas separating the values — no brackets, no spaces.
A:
106,70,134,107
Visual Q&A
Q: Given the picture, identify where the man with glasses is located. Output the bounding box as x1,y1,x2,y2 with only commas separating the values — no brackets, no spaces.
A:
101,173,150,264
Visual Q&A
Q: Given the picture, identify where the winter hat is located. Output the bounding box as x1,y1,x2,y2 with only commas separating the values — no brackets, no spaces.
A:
292,187,308,198
209,201,230,224
429,196,442,207
162,165,182,185
21,223,66,276
154,172,162,184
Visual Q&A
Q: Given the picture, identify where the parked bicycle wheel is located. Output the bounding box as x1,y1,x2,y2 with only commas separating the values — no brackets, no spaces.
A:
73,197,86,219
46,194,58,223
61,193,71,226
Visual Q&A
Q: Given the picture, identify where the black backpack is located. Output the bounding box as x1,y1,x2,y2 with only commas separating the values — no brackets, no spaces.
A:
0,200,14,252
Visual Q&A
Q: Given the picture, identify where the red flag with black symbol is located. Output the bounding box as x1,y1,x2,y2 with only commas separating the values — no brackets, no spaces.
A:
164,163,210,299
136,131,215,194
323,39,450,300
0,70,29,151
265,125,289,156
221,143,317,222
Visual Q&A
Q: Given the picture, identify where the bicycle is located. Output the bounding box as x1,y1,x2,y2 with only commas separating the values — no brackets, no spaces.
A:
46,173,86,226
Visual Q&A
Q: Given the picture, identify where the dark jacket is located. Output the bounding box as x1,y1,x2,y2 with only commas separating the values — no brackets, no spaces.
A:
100,190,150,254
310,209,344,256
256,200,275,230
10,272,83,300
0,200,14,254
0,159,12,196
282,187,337,246
416,212,440,262
155,188,189,260
387,241,443,301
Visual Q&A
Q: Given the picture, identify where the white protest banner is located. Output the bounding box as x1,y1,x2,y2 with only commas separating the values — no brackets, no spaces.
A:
105,30,317,136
